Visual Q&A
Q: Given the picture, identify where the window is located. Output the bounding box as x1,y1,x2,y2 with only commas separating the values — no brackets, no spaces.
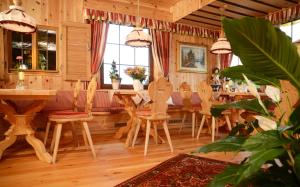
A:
101,24,152,89
6,26,57,71
280,19,300,42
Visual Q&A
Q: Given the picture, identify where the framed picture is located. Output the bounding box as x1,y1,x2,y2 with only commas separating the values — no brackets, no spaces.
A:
177,42,207,73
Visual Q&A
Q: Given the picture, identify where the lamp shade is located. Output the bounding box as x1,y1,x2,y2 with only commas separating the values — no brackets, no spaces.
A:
210,37,231,54
125,27,152,47
0,4,36,33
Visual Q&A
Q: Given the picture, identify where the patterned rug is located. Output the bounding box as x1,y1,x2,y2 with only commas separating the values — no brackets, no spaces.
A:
115,154,231,187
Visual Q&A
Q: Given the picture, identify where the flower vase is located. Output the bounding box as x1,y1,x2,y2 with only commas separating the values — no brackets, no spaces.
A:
133,79,143,91
112,79,120,90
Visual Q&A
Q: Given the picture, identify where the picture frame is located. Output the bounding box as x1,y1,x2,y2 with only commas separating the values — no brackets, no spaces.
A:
177,42,207,73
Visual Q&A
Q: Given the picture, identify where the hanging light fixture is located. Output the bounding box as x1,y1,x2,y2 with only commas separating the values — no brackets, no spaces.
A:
0,0,36,33
125,0,152,47
210,6,231,54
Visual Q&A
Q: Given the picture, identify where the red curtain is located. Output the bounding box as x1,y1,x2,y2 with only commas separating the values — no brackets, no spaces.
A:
151,29,171,77
220,53,233,70
91,21,109,74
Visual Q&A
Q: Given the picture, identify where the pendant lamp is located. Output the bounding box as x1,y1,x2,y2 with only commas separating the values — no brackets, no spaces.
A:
210,6,231,54
125,0,152,47
0,0,36,33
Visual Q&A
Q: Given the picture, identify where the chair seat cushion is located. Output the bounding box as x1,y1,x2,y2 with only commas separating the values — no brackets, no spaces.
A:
49,111,90,120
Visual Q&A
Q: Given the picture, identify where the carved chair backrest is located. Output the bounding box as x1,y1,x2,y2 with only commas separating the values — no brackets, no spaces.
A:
148,77,173,118
85,76,97,113
73,80,81,112
197,81,213,114
179,82,193,109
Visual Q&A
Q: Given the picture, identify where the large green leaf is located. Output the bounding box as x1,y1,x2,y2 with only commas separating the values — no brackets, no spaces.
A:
207,165,240,187
295,154,300,181
223,17,300,92
242,130,290,151
290,105,300,129
221,65,280,87
236,148,285,183
195,136,246,153
211,98,271,117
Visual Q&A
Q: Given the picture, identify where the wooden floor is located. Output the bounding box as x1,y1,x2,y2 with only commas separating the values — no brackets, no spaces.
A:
0,128,246,187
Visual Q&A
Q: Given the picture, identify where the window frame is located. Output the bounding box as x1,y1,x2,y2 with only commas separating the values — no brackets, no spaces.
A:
100,24,153,89
5,25,59,73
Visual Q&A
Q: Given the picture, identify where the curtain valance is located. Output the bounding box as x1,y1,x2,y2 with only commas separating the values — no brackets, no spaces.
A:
266,3,300,25
83,9,220,39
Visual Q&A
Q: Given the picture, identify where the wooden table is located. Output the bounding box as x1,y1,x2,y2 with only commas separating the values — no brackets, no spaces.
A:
113,91,138,147
0,89,56,163
113,91,163,147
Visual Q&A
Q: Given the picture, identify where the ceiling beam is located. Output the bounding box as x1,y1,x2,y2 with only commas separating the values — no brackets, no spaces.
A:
170,0,217,22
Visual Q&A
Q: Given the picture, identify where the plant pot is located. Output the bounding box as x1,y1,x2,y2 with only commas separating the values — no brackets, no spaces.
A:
133,79,143,91
112,79,121,90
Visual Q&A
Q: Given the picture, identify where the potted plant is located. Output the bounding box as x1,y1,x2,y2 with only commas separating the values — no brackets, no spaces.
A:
125,66,147,91
109,60,121,90
195,17,300,187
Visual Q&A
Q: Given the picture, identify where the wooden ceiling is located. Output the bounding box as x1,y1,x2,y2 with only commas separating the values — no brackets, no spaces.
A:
178,0,300,29
139,0,182,9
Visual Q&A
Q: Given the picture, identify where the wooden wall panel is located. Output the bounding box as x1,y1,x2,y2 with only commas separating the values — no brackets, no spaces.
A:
169,34,216,91
0,0,215,91
84,0,173,22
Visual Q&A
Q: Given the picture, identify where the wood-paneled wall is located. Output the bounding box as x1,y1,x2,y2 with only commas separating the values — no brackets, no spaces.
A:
169,34,216,91
0,0,216,90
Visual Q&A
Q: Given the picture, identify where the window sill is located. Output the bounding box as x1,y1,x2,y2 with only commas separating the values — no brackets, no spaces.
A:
8,69,59,74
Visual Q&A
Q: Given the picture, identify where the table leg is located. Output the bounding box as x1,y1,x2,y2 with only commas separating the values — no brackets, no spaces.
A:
0,133,17,159
114,118,132,139
25,134,52,163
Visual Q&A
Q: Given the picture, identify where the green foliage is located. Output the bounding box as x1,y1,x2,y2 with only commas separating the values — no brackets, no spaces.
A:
242,130,291,151
235,148,285,183
207,165,240,187
211,98,272,117
223,17,300,91
109,60,121,80
195,136,246,153
194,17,300,187
295,154,300,181
221,65,280,87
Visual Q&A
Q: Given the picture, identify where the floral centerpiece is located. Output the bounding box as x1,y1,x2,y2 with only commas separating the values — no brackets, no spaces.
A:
125,66,147,91
109,60,121,89
195,17,300,186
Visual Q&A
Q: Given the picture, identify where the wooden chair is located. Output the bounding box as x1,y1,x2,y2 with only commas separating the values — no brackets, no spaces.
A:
47,77,97,163
44,80,81,146
132,77,174,156
196,81,232,142
179,82,199,137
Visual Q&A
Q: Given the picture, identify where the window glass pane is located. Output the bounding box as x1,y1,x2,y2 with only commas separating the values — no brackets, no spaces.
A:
135,48,149,66
292,20,300,42
280,22,292,37
107,24,119,44
37,28,57,70
103,63,113,84
120,25,134,45
11,31,32,69
102,23,151,86
104,44,119,64
120,65,134,85
120,45,134,65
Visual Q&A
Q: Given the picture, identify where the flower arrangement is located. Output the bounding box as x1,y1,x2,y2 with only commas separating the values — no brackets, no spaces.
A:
125,66,146,82
195,17,300,187
109,60,121,80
